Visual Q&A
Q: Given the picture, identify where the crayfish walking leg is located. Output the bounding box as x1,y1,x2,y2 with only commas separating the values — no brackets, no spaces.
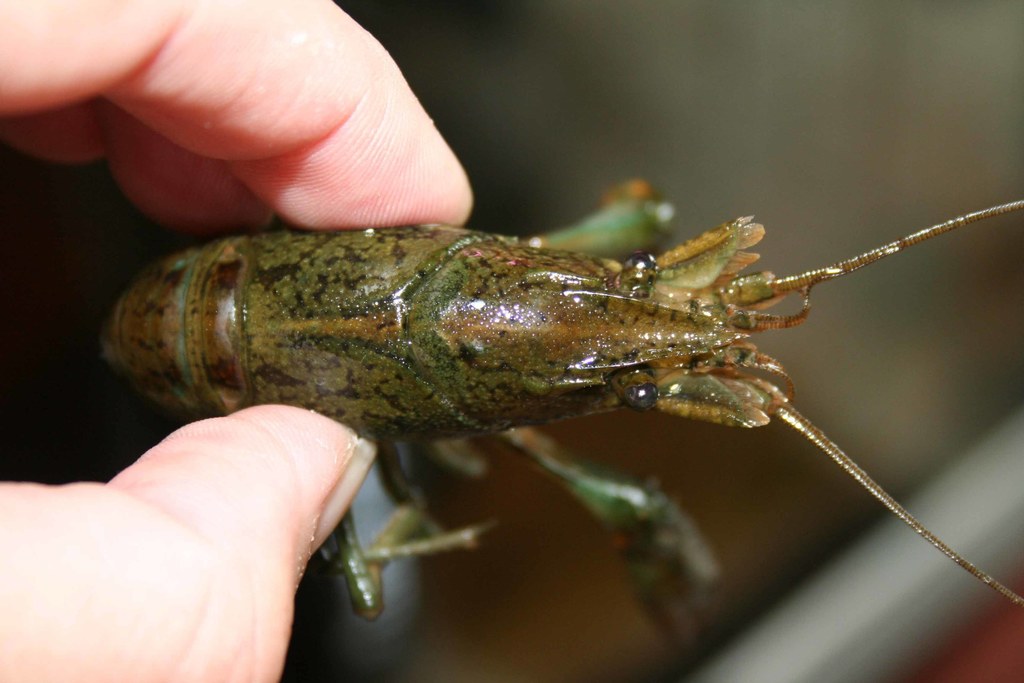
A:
321,443,492,619
498,428,720,639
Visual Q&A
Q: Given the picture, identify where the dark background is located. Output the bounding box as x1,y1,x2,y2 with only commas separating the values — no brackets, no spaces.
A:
2,3,1023,681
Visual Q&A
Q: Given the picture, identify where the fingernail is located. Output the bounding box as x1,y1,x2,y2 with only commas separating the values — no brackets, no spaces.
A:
313,436,376,548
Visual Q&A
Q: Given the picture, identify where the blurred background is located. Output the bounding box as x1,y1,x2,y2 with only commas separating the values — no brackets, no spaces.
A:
2,2,1023,681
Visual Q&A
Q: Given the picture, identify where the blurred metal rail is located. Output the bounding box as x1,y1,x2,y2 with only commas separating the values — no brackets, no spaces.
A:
686,404,1024,683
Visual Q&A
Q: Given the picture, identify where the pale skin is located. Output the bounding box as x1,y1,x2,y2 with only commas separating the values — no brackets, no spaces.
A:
0,1,472,681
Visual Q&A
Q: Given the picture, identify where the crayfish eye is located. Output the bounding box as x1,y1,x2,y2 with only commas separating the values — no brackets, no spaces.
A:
617,250,658,295
623,250,657,272
623,381,659,411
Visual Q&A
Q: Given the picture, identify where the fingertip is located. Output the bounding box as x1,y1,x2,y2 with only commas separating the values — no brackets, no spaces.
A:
111,406,370,580
0,405,371,682
2,1,474,230
235,135,474,229
223,406,375,552
84,406,369,680
232,82,474,229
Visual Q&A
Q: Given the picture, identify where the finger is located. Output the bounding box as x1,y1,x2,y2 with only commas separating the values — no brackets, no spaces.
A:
0,101,103,163
98,104,273,232
109,405,376,590
0,406,375,682
0,0,182,113
103,0,473,228
1,0,472,228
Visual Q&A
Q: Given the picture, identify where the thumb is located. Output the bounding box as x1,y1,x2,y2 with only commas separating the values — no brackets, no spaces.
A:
107,405,377,679
0,405,374,683
110,405,375,582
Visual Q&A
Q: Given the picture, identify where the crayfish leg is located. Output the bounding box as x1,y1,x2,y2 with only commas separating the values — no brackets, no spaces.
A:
322,444,493,620
526,180,674,258
497,427,720,640
323,505,492,620
325,512,385,619
422,438,490,478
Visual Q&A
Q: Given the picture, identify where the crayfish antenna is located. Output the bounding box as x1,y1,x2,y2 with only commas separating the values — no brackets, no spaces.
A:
770,199,1024,295
773,402,1024,608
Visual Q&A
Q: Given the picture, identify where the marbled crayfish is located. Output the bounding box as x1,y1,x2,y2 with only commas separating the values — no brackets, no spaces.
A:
102,181,1024,635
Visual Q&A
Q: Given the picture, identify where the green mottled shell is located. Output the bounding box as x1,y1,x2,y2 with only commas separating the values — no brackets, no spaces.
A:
104,226,737,439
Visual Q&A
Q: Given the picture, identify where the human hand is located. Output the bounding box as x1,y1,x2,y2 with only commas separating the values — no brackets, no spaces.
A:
0,0,471,232
0,406,375,681
0,1,472,681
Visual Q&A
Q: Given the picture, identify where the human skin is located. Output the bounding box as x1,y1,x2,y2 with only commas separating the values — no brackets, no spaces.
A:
0,1,472,681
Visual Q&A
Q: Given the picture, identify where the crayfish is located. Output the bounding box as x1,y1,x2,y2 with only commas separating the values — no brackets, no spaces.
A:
103,181,1024,635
